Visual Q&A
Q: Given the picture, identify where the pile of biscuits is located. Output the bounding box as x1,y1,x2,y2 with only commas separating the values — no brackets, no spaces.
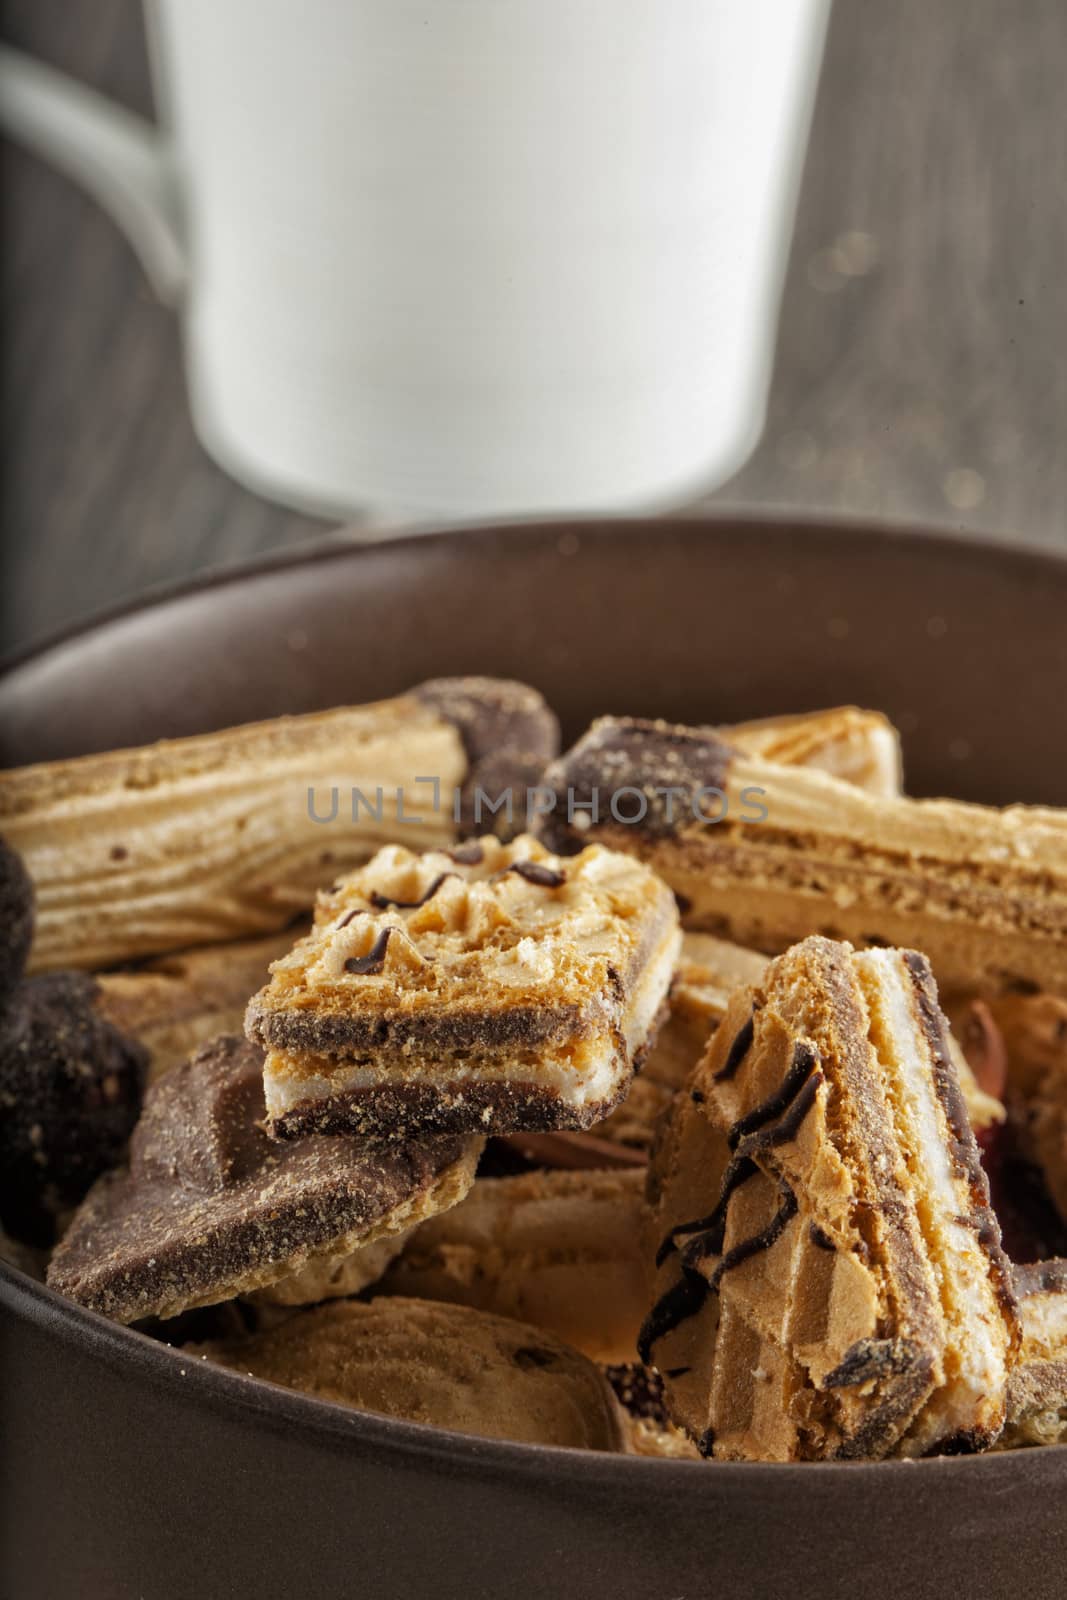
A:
2,676,1066,1461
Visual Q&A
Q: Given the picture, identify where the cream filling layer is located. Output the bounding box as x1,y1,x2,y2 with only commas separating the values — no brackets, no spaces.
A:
264,924,680,1121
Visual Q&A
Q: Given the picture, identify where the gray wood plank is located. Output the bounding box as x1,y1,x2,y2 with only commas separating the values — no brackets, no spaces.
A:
2,0,1065,656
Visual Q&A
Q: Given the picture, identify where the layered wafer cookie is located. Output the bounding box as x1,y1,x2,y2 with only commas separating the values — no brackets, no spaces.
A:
380,1166,647,1363
189,1297,627,1452
95,929,302,1083
641,936,1018,1461
1,677,558,973
246,834,680,1140
47,1035,481,1323
538,717,1067,994
1002,1260,1067,1448
589,931,1001,1156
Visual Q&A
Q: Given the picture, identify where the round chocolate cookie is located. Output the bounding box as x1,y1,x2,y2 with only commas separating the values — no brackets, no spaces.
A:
0,972,148,1244
0,836,35,1007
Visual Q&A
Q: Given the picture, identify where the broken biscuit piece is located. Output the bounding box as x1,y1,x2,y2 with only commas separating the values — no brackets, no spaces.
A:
1001,1260,1067,1449
380,1166,648,1364
47,1035,480,1323
539,717,1067,995
246,835,680,1141
1,678,558,973
727,706,902,797
590,932,1001,1156
641,936,1018,1461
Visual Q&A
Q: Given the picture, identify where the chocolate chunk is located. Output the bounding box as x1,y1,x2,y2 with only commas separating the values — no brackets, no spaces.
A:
0,836,35,1006
537,717,737,851
512,1345,559,1371
413,677,560,840
507,861,565,889
447,842,485,866
604,1362,672,1427
0,972,147,1244
1014,1258,1067,1298
47,1035,474,1323
344,929,392,975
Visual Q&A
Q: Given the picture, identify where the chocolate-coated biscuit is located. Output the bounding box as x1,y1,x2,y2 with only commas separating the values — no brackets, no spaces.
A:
48,1035,480,1322
538,715,1067,995
0,972,147,1244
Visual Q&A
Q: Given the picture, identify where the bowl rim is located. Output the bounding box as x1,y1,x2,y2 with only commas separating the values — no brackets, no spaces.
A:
4,1257,1062,1482
4,509,1067,680
3,510,1065,1484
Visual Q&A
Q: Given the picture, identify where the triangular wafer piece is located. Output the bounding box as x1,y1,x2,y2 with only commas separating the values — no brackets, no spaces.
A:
641,936,1018,1460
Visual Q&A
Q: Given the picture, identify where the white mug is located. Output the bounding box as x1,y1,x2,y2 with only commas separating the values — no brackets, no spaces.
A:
0,1,830,519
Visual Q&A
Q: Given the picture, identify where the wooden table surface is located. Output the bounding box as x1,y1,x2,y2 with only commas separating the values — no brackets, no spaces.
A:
3,0,1066,656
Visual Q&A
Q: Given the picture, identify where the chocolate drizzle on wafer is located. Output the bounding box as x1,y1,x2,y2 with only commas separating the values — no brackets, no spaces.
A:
713,1011,755,1082
640,1179,800,1363
655,1155,757,1267
369,873,455,910
637,1267,710,1364
656,1050,821,1268
508,861,566,889
344,929,392,975
643,1042,821,1357
702,1179,798,1292
727,1042,818,1148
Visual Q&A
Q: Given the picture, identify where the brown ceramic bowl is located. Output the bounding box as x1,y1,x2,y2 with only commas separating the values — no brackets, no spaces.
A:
1,517,1065,1600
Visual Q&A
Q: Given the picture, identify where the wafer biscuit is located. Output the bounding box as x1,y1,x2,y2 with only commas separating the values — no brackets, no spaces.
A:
247,834,679,1140
642,936,1018,1460
2,678,557,972
987,992,1067,1222
539,717,1067,994
727,706,901,796
1002,1260,1067,1448
95,929,301,1083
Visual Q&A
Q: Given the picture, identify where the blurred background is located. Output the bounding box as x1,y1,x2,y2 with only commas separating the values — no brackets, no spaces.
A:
2,0,1066,656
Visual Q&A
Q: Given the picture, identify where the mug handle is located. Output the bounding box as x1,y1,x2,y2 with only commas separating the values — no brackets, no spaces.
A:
0,43,186,304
